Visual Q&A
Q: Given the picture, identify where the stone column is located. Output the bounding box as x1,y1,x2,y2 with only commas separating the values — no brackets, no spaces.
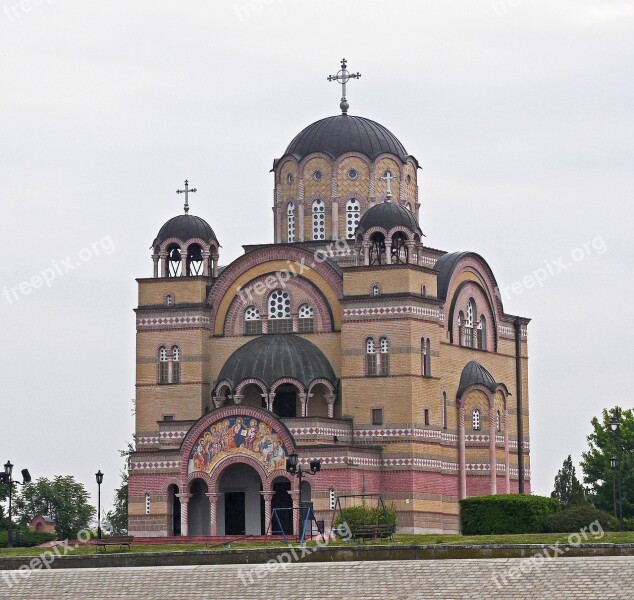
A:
180,246,188,277
362,242,370,265
457,401,466,500
384,242,392,265
406,241,416,264
489,396,497,495
206,493,221,536
504,408,510,493
325,393,336,418
233,394,244,405
299,392,308,417
291,490,300,537
202,250,211,276
177,493,192,537
331,198,339,240
261,491,273,535
160,252,168,277
292,315,299,333
369,163,376,205
152,255,159,278
267,393,275,412
298,200,305,242
211,253,219,278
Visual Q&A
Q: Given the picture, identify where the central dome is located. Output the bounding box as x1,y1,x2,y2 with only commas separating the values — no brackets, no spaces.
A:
281,115,411,163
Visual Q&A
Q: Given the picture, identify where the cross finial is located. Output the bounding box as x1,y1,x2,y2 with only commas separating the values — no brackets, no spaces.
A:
327,58,361,115
379,170,399,200
176,179,197,214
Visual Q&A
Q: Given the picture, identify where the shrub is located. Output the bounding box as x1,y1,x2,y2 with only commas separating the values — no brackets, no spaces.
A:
0,529,57,547
460,494,559,535
545,503,615,533
333,503,397,536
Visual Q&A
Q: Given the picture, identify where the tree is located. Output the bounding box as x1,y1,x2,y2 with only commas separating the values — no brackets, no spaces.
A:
551,455,586,507
105,442,133,536
580,407,634,518
15,476,95,540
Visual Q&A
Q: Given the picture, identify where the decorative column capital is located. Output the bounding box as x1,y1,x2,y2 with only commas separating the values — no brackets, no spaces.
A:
233,394,244,405
176,493,192,504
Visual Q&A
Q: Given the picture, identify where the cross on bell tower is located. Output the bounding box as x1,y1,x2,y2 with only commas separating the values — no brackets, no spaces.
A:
176,179,197,214
379,171,398,200
327,58,361,115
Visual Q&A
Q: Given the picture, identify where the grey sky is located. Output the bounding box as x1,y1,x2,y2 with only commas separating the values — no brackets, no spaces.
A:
1,0,632,512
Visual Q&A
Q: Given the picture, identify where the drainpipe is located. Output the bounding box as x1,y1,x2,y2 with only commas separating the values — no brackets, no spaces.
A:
514,317,524,494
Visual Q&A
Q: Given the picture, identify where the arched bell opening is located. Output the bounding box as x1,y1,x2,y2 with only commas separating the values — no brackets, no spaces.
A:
391,232,409,264
166,243,182,277
186,243,204,276
369,232,386,266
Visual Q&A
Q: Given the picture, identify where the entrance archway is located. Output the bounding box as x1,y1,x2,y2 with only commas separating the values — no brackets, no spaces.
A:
217,463,264,536
271,476,293,535
188,479,210,536
167,484,181,536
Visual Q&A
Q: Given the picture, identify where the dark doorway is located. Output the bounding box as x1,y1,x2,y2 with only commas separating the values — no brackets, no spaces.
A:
273,387,297,418
271,480,293,535
225,492,246,535
168,485,181,536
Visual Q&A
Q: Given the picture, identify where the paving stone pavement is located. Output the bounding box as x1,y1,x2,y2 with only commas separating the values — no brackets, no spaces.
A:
2,556,634,599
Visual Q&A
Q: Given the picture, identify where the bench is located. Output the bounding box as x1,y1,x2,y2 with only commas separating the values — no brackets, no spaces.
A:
352,524,395,542
95,536,134,551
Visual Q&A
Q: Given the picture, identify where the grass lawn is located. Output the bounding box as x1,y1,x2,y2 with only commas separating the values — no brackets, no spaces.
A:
1,532,633,558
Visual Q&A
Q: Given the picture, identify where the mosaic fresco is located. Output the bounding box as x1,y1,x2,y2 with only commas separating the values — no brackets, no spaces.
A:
188,416,289,475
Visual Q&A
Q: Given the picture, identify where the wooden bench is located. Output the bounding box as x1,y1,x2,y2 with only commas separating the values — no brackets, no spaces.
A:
95,536,134,551
352,524,395,542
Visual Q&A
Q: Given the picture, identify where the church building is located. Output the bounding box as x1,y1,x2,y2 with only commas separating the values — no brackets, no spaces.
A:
128,61,531,537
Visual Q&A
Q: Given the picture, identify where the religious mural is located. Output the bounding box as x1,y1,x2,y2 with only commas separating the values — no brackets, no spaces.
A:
188,416,289,475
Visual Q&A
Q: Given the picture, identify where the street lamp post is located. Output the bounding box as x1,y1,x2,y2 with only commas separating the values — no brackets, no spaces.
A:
95,471,104,540
285,454,321,536
2,461,31,548
609,410,624,532
610,455,618,523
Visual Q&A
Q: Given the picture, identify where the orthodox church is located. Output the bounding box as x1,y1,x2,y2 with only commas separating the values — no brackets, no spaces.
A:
128,61,531,537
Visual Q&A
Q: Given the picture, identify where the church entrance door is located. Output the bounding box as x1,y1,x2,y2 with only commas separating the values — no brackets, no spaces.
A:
224,492,246,535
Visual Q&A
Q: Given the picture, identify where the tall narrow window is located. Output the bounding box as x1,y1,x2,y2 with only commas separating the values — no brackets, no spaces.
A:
244,306,262,335
145,493,151,515
496,409,501,432
366,337,377,376
372,408,383,426
424,408,430,426
422,338,431,376
287,202,296,243
442,392,448,429
172,346,180,383
345,198,361,239
379,337,390,376
472,409,481,431
478,315,487,351
464,300,475,348
312,199,326,240
298,304,314,333
158,346,168,384
268,289,292,333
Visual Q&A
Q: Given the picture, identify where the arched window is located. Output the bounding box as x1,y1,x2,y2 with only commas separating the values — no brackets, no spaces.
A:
379,337,389,375
298,304,314,333
472,409,481,431
158,346,168,384
422,338,431,376
478,315,487,351
371,283,380,297
496,410,501,432
424,408,430,426
165,293,174,306
172,346,180,383
268,289,292,333
287,202,295,243
365,337,377,376
442,392,448,429
312,199,326,240
464,300,475,348
345,198,361,239
244,306,262,335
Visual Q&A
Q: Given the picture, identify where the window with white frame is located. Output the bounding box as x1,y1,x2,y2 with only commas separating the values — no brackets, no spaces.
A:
172,346,180,383
158,346,169,384
312,199,326,240
345,198,361,239
298,304,314,333
379,337,390,375
244,305,262,335
371,283,380,297
366,337,377,376
496,409,501,432
165,293,174,306
478,315,487,351
287,202,295,243
464,300,475,348
472,408,481,431
422,338,431,376
268,289,292,333
145,493,151,515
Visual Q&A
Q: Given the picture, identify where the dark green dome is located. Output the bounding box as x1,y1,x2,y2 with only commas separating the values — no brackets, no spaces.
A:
457,361,503,399
216,334,336,391
154,214,217,246
356,200,421,236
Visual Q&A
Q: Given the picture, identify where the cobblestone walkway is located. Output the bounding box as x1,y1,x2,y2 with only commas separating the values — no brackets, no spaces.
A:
2,556,634,599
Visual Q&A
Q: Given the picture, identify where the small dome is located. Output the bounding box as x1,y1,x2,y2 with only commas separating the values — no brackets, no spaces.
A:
216,334,336,391
356,200,421,236
457,360,507,399
154,214,218,246
277,115,415,164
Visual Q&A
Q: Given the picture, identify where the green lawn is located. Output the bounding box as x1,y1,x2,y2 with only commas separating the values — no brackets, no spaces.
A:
1,532,633,558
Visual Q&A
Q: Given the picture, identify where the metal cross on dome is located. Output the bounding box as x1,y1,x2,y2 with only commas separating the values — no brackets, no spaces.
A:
327,58,361,115
380,170,398,200
176,180,197,214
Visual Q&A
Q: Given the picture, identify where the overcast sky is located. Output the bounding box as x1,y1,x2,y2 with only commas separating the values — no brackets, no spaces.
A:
1,0,632,513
